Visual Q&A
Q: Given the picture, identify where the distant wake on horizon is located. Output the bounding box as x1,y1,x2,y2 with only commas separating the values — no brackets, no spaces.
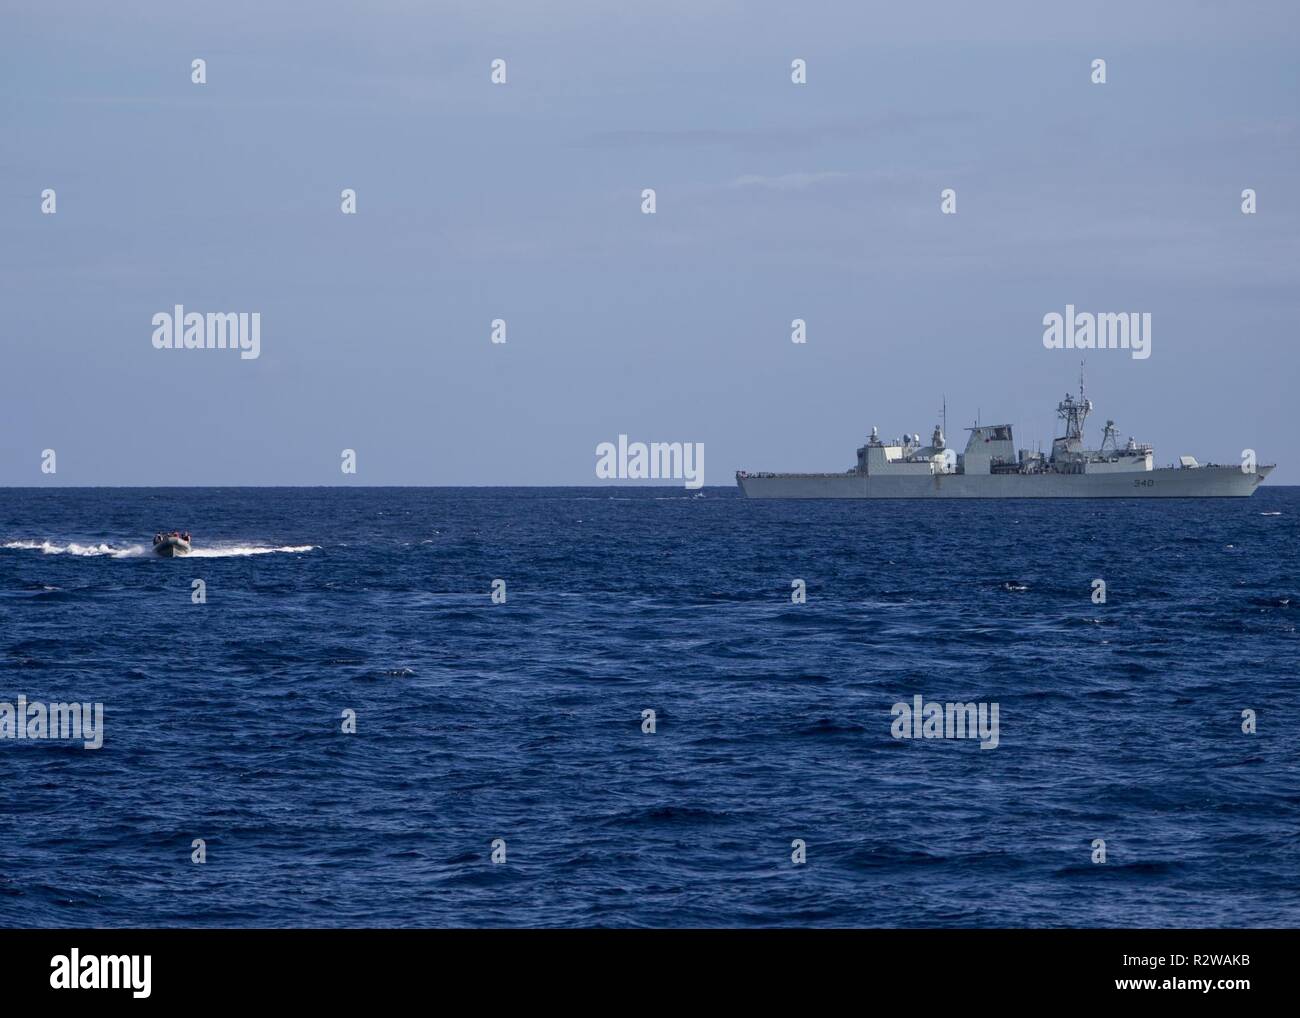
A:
1,539,316,558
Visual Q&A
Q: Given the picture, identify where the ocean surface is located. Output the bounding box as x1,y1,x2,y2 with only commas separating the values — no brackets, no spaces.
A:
1,486,1297,928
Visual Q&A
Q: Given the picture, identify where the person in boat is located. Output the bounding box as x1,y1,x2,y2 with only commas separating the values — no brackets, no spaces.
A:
154,533,162,545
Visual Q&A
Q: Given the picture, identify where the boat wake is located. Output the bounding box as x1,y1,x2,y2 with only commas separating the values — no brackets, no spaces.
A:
189,543,316,558
2,540,316,559
2,540,146,558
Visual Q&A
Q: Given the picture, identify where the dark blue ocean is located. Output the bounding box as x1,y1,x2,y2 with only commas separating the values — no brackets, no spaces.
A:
1,487,1297,928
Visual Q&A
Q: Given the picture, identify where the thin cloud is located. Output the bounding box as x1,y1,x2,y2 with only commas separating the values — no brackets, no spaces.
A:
578,112,980,152
728,171,851,191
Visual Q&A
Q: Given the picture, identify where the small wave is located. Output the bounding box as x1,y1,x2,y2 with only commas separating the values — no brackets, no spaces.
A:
597,805,736,828
796,718,867,736
1259,511,1282,516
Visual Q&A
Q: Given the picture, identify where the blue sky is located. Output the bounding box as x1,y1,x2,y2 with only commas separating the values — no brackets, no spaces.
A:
2,0,1297,484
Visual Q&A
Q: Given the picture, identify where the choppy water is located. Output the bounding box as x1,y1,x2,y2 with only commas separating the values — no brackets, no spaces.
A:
1,486,1297,927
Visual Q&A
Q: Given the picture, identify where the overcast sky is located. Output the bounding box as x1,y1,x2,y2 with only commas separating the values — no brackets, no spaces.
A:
2,0,1297,485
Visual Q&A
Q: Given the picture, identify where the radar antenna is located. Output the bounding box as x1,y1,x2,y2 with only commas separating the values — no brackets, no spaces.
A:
1100,419,1120,453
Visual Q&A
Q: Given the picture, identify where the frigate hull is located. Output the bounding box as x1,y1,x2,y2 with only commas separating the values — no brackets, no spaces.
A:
737,465,1272,499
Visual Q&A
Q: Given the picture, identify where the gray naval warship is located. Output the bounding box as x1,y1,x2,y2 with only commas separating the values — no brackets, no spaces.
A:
737,381,1274,499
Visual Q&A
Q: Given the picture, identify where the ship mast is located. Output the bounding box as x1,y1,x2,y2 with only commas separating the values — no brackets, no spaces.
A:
1056,360,1092,441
